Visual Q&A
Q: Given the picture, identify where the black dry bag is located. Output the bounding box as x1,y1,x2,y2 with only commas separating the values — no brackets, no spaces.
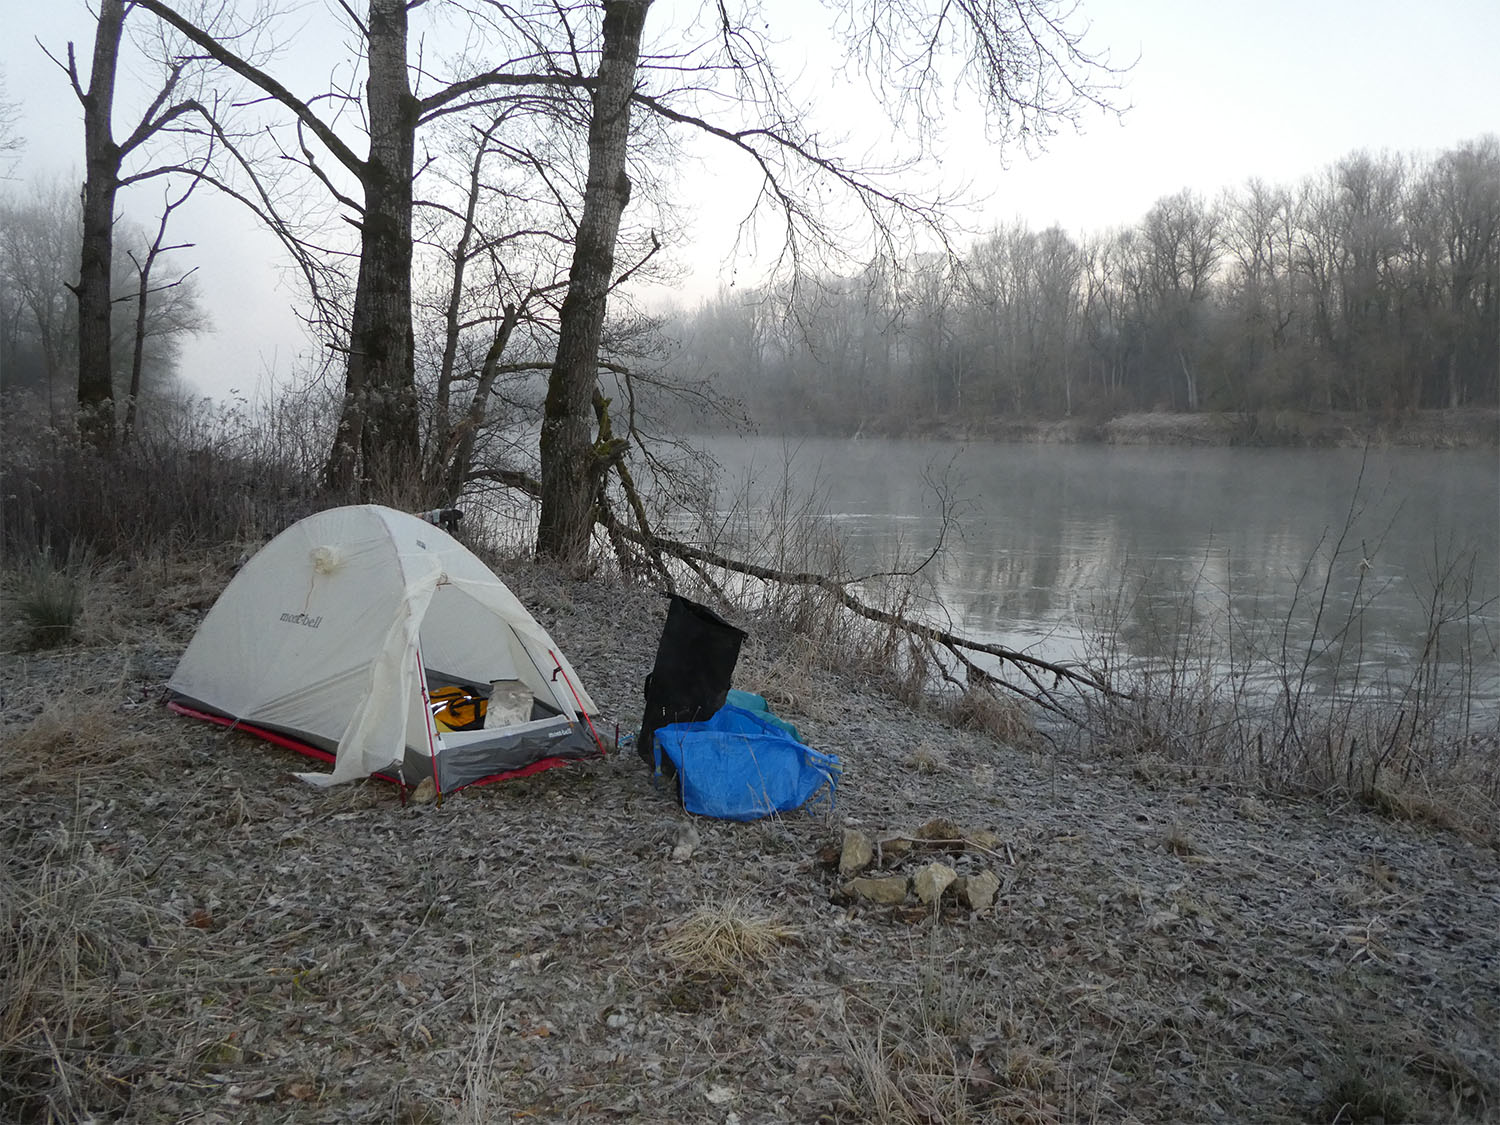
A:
638,595,746,773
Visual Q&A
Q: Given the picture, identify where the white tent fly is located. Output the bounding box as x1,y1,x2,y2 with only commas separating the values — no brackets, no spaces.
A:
168,505,602,794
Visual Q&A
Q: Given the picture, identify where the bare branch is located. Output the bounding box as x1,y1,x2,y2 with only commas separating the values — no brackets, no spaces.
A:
132,0,367,176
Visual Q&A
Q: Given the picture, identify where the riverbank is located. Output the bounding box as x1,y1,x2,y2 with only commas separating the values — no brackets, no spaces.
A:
868,408,1500,448
3,550,1497,1123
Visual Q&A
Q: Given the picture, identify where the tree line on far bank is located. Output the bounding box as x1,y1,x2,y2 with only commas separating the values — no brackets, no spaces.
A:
663,138,1500,433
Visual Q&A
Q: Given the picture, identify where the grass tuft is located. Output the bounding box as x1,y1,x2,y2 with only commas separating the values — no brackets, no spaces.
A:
906,739,949,774
12,548,89,650
1315,1057,1412,1123
947,686,1034,746
658,899,796,979
1,684,148,788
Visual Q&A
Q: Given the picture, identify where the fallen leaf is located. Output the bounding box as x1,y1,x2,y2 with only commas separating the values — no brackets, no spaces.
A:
281,1081,317,1102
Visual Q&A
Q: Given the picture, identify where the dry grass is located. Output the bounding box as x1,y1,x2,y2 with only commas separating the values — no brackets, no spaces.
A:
840,1020,982,1125
1,679,152,788
2,542,238,657
9,548,88,650
1074,531,1500,841
1364,758,1500,844
657,899,797,979
1308,1013,1493,1125
453,1001,509,1125
906,739,950,774
2,393,332,564
1162,821,1199,857
837,927,1089,1125
0,551,1494,1123
947,686,1034,746
0,812,176,1122
735,631,831,724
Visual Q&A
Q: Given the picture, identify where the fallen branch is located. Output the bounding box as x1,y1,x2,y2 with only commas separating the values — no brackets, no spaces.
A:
465,448,1115,719
594,503,1116,719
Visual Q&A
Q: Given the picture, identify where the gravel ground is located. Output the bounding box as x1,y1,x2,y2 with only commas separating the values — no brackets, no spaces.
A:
3,553,1497,1124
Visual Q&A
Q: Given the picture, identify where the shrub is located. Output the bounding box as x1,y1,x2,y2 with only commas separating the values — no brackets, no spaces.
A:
12,548,88,650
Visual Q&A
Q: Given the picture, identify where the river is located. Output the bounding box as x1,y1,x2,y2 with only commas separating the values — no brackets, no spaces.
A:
697,437,1500,719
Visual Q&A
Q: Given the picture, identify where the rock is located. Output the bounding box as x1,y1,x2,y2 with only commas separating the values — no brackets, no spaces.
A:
964,828,1002,851
845,875,909,905
839,828,874,877
959,869,1001,911
410,777,437,804
913,862,958,905
671,822,700,862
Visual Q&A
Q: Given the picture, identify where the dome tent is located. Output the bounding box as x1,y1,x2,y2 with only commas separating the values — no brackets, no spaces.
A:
168,505,601,794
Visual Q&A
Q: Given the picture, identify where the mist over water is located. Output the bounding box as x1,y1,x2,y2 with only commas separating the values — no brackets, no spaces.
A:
701,437,1500,717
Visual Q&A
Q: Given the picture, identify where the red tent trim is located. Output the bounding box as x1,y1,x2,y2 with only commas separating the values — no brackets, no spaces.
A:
167,702,585,792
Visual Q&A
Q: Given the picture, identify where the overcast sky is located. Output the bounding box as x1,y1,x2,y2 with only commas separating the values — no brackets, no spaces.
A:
5,0,1498,401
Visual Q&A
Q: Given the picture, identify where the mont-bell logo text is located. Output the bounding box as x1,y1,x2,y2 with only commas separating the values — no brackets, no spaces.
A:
279,611,323,629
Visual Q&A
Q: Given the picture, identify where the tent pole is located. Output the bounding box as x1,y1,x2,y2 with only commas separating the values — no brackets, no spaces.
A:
549,649,605,754
414,645,443,805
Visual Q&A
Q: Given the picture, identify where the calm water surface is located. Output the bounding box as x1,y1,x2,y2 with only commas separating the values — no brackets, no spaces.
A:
702,437,1500,715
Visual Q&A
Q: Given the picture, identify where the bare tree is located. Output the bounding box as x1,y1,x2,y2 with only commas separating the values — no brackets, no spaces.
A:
133,0,618,494
1295,153,1408,411
1140,189,1223,410
537,1,652,561
121,175,201,444
1219,178,1305,410
128,0,1119,557
529,0,1121,561
67,0,129,447
51,0,212,449
1,179,204,429
670,138,1498,426
0,67,23,179
0,182,79,424
1418,137,1500,408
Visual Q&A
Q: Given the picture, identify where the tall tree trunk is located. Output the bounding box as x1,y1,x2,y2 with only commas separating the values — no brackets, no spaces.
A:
123,252,151,445
536,0,651,563
75,0,126,450
325,0,419,494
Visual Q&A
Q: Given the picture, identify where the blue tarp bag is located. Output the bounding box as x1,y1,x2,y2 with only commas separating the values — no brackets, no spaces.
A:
725,688,802,742
653,704,840,821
